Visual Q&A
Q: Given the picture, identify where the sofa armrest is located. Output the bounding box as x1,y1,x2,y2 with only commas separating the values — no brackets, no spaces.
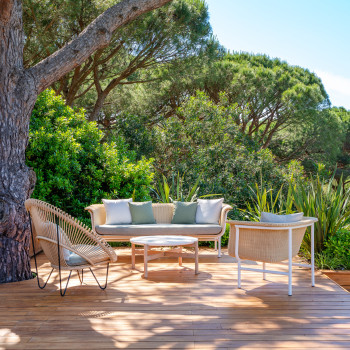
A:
85,204,106,231
219,204,233,233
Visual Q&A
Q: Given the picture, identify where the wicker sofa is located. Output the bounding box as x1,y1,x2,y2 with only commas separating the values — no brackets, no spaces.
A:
85,203,232,257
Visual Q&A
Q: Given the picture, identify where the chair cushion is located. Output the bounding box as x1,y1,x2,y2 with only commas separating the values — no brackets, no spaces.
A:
171,202,197,224
260,212,304,223
129,201,156,224
196,198,224,224
95,224,222,236
66,252,89,266
102,198,133,225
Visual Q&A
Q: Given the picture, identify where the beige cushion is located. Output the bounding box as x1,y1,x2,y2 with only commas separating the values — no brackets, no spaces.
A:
102,198,133,225
95,224,222,236
196,198,224,224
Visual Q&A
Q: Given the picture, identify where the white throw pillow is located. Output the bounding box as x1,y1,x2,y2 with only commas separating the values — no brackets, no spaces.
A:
196,198,224,224
260,212,304,223
103,198,133,225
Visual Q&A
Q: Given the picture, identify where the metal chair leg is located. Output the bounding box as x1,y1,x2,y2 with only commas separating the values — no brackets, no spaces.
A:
29,215,54,289
89,263,109,290
59,270,72,297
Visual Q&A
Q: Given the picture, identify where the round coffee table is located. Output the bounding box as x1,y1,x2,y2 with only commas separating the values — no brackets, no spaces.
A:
130,235,199,278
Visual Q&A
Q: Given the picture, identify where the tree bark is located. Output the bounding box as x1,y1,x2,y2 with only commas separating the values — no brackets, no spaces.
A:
0,0,171,283
0,0,37,283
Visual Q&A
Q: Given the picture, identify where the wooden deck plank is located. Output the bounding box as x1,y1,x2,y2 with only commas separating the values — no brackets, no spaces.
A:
0,248,349,349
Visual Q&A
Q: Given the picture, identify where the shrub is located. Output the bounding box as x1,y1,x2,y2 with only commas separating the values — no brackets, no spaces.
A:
314,229,350,270
26,90,154,225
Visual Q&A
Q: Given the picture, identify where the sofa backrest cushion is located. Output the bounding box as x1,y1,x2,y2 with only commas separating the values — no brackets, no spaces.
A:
91,202,227,225
171,201,198,224
129,201,156,224
102,198,133,225
260,212,304,223
196,198,224,224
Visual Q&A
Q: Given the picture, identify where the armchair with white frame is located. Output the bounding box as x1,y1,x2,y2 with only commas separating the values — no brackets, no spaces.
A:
227,217,317,296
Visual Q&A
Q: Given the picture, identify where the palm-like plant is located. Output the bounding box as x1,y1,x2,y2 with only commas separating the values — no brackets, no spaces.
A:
152,172,220,203
242,180,294,221
291,174,350,253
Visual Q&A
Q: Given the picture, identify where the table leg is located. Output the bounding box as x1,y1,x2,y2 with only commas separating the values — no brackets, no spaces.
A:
131,243,136,269
194,241,199,275
178,246,183,266
144,244,148,278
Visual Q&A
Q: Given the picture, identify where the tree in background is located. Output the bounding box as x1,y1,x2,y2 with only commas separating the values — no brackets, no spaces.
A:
111,52,338,168
27,90,153,225
116,92,303,213
0,0,171,283
269,107,345,170
23,0,214,121
203,53,329,149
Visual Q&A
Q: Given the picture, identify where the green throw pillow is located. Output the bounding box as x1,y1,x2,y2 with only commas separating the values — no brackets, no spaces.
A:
171,201,198,224
129,201,156,224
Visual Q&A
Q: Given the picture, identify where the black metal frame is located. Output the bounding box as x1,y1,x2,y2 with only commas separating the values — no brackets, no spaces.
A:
29,214,110,296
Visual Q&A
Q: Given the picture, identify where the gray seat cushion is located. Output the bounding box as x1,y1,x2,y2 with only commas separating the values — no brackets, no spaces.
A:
95,224,222,236
66,252,89,266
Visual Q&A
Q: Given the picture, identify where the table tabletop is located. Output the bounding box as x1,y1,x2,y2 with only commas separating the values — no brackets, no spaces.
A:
130,235,198,246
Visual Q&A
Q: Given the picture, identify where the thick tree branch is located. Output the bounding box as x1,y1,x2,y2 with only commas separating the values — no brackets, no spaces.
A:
27,0,172,94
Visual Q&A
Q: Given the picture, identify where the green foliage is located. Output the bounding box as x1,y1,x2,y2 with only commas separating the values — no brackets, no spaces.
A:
242,180,294,221
270,107,345,170
243,172,350,256
292,174,350,253
145,92,303,216
121,52,340,170
314,230,350,270
335,107,350,168
26,90,154,225
23,0,216,121
152,172,220,203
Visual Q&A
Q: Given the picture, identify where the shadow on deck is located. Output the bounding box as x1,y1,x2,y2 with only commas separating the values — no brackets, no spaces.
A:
1,248,350,349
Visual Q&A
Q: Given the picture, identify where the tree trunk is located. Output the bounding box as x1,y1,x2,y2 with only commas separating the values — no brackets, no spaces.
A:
0,0,37,283
0,0,172,283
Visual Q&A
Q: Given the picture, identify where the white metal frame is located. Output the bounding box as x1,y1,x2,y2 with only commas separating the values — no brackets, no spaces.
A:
214,236,222,258
235,223,315,296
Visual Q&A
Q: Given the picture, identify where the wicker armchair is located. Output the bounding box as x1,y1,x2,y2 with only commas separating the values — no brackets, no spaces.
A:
25,199,117,296
227,217,318,296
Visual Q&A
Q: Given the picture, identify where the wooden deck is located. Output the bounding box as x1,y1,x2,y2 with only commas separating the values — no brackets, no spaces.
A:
1,248,350,349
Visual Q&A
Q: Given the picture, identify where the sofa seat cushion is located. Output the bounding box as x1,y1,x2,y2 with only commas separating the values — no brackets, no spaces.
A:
95,224,222,236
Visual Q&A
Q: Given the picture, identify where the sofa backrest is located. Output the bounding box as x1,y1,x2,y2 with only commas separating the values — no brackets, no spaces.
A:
86,202,230,228
152,203,174,223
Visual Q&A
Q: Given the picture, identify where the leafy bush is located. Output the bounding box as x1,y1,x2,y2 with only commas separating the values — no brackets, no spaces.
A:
26,90,154,225
314,229,350,270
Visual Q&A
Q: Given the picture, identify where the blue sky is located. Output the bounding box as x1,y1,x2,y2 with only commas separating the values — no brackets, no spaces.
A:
205,0,350,109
